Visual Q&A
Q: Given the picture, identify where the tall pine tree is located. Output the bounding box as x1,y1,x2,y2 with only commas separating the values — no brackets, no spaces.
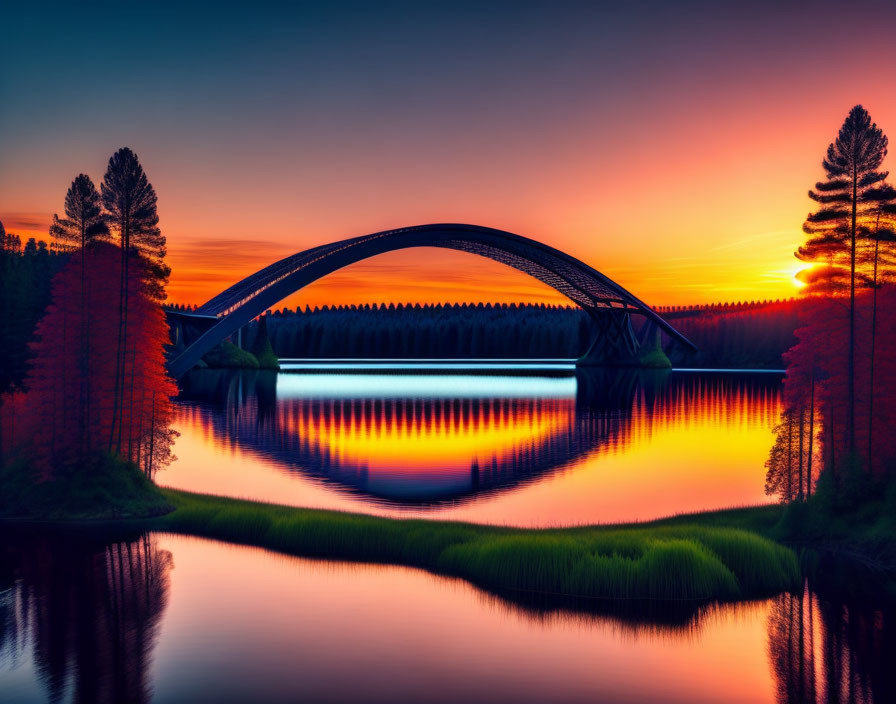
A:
798,105,888,455
48,174,109,458
861,183,896,463
101,148,168,453
48,174,109,252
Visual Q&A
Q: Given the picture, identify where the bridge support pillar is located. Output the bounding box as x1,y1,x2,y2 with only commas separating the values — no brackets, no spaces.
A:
170,319,182,348
634,320,672,368
576,312,671,368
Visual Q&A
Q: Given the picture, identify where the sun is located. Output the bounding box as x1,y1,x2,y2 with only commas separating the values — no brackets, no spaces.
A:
791,263,813,290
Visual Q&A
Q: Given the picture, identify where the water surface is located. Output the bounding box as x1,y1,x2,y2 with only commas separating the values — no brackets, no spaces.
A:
3,529,890,704
163,367,781,526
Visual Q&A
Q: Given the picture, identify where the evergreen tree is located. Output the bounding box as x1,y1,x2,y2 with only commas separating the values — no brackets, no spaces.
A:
15,243,177,478
101,147,168,453
798,105,888,454
861,183,896,463
49,175,113,457
250,314,280,369
101,148,168,298
48,174,109,252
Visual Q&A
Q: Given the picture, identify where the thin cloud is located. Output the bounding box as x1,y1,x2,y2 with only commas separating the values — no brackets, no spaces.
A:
0,211,53,233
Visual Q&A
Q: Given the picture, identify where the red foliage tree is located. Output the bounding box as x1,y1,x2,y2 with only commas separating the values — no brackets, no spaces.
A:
769,288,896,501
5,242,177,480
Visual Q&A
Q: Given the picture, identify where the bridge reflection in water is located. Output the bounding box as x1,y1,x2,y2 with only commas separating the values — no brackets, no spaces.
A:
173,368,782,512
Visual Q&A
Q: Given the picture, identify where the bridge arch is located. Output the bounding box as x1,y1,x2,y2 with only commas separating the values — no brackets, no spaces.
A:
167,223,695,378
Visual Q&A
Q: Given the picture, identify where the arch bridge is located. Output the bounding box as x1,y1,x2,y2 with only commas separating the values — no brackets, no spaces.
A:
166,224,695,378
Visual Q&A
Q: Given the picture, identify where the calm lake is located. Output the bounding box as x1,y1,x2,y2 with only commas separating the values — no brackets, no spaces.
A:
1,529,891,703
164,365,783,525
2,366,893,703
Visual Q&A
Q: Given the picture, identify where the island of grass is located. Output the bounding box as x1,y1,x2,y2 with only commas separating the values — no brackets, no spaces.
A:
6,466,894,607
201,318,280,370
1,456,797,603
144,490,799,604
202,340,263,369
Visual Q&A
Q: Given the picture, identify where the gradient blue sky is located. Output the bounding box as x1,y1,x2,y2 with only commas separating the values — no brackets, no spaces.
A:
4,1,896,306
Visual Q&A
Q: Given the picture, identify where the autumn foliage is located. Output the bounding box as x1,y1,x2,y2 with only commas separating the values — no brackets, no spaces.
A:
1,242,177,480
775,293,896,486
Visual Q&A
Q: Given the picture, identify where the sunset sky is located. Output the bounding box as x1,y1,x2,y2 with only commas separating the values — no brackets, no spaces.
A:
4,1,896,308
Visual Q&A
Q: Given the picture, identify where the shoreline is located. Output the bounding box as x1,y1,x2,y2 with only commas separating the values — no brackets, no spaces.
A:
28,489,799,608
7,489,893,611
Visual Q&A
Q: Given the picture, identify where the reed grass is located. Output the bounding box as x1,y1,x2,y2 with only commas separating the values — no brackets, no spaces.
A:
152,490,800,603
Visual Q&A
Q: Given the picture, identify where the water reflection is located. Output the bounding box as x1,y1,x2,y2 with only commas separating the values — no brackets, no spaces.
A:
1,531,893,704
0,527,172,704
768,584,894,704
168,369,781,524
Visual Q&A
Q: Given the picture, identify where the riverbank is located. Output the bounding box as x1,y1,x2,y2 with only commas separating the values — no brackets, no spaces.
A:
1,470,799,608
9,477,896,608
145,490,799,604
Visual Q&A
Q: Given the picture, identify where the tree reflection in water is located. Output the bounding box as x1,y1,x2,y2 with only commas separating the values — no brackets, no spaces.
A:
768,583,894,704
2,526,895,703
0,528,172,704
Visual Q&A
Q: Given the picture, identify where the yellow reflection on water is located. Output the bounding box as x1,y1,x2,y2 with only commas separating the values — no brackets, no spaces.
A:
278,397,574,472
163,372,781,526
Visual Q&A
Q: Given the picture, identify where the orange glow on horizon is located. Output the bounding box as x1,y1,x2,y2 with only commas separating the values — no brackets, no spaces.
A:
160,237,807,310
1,216,808,311
7,8,896,310
0,209,807,309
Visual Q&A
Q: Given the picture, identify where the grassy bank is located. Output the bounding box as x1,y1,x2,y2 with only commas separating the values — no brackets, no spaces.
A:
150,490,799,603
0,454,172,520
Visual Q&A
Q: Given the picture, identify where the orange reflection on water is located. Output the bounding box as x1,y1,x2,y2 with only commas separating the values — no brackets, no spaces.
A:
163,371,781,526
278,397,574,473
149,534,779,704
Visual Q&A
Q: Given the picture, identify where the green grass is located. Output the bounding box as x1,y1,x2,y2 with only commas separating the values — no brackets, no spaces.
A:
0,454,173,520
150,490,800,603
637,325,672,368
637,348,673,368
254,348,280,370
251,332,280,370
773,487,896,573
203,340,260,369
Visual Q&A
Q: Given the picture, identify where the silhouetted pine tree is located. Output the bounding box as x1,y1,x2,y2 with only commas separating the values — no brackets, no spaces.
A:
48,175,110,459
48,174,109,252
861,183,896,462
250,314,279,369
798,105,888,453
101,148,168,454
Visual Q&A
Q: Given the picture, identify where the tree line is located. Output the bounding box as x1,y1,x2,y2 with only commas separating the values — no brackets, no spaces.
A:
0,148,176,483
0,230,68,392
177,298,802,367
663,299,806,369
260,302,591,359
